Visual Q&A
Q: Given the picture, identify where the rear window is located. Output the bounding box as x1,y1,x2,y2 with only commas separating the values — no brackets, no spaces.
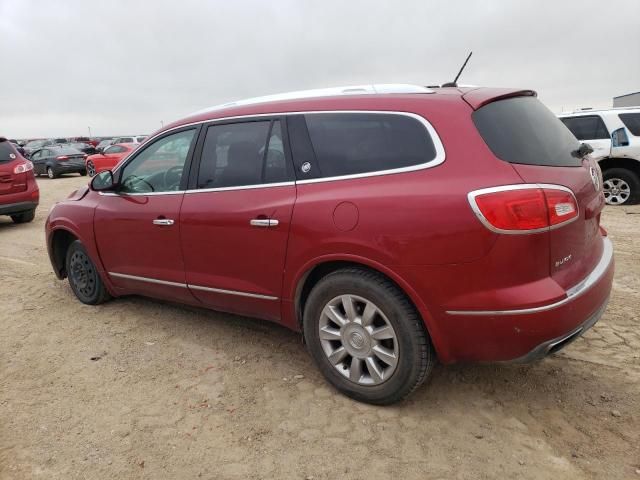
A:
619,113,640,136
304,113,437,178
54,147,82,155
473,96,581,167
560,115,609,140
0,141,17,163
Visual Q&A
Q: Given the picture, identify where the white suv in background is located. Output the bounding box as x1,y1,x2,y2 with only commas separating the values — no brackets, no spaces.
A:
559,108,640,205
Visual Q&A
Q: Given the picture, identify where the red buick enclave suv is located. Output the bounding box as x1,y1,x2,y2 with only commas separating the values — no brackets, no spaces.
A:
46,85,614,404
0,138,39,224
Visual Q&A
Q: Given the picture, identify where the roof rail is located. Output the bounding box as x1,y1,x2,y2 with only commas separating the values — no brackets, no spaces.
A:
191,84,435,116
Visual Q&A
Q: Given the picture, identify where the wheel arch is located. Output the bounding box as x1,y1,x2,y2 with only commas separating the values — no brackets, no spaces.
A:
598,157,640,177
291,256,446,360
48,227,79,279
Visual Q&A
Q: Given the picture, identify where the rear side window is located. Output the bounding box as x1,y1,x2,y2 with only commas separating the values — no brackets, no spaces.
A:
303,113,437,178
0,141,17,163
619,113,640,136
560,115,609,140
197,120,292,189
473,96,581,167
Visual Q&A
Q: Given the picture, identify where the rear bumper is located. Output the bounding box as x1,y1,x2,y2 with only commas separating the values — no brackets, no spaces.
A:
0,200,38,216
54,163,85,174
509,295,609,362
413,236,614,363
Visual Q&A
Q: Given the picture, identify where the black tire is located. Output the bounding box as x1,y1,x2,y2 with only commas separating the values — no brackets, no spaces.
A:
303,268,435,405
87,161,96,177
10,209,35,224
65,240,111,305
80,170,87,176
47,167,58,179
602,168,640,205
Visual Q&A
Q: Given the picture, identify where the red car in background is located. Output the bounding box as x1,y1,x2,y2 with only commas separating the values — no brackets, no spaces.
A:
0,137,39,223
85,143,137,177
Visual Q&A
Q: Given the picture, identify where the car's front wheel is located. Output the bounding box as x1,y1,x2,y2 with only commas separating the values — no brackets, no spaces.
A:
65,240,111,305
303,268,435,405
87,161,96,177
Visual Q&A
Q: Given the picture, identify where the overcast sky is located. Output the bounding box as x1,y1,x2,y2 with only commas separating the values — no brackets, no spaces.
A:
1,0,638,138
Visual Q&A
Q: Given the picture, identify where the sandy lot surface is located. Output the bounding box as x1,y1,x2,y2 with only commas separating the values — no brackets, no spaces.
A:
1,175,638,479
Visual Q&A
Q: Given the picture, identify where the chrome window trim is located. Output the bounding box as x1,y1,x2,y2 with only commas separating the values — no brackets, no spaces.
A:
467,183,579,235
104,110,445,195
446,237,613,316
108,272,278,301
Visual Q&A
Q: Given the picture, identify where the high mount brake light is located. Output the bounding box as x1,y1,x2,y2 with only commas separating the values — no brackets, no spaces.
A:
468,184,578,233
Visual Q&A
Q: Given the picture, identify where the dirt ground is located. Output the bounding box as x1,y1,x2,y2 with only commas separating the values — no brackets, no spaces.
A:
0,175,638,480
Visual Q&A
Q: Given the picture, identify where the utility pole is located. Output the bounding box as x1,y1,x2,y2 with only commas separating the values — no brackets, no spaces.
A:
88,126,92,137
160,120,164,128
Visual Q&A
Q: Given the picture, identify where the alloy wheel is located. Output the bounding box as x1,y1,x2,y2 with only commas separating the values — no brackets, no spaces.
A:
318,294,399,385
47,167,54,179
87,161,96,177
603,178,630,205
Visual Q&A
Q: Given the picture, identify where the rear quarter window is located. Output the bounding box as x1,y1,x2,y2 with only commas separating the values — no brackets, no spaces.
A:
619,113,640,136
302,112,437,178
473,96,581,167
560,115,609,140
0,141,17,163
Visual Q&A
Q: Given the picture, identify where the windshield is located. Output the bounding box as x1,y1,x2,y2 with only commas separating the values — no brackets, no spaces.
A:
473,96,581,167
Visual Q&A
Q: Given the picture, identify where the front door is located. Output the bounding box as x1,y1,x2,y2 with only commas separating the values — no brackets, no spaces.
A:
94,127,199,303
180,118,296,321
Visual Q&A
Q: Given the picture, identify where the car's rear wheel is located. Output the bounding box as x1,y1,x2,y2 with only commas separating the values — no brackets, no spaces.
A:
303,268,435,405
80,170,87,176
11,209,35,224
47,167,57,179
603,168,640,205
87,161,96,177
65,240,111,305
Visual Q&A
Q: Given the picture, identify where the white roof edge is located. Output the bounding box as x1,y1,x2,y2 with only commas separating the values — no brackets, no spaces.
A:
190,84,435,116
557,105,640,116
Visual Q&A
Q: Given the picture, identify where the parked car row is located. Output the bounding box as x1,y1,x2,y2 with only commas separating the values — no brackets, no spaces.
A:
45,85,614,404
20,135,146,158
558,107,640,205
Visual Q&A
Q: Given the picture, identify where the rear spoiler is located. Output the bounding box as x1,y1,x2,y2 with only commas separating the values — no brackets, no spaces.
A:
462,88,537,110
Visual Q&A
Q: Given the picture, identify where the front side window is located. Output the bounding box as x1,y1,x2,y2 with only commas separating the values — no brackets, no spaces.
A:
303,112,437,178
118,129,195,194
197,119,291,189
560,115,609,141
619,113,640,136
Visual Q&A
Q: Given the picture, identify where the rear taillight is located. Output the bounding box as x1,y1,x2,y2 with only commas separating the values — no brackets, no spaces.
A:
13,161,34,174
469,184,578,233
57,155,69,161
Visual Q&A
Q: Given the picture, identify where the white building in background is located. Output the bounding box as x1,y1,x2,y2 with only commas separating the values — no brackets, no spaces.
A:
613,92,640,108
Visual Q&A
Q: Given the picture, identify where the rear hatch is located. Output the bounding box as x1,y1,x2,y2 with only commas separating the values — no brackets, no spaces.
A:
471,94,606,290
0,140,27,196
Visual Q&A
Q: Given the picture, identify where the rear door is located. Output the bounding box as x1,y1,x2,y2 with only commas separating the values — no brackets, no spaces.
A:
472,96,606,290
559,115,611,161
180,117,296,321
0,141,26,195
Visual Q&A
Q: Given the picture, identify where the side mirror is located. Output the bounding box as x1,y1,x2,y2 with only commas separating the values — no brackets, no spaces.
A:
96,147,104,154
90,170,116,191
612,128,629,147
